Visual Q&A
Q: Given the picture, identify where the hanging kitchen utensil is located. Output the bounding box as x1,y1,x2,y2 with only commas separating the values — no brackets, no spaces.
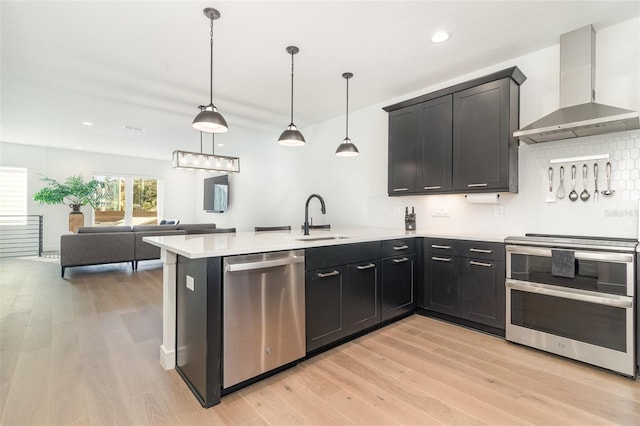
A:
568,165,579,201
545,167,556,202
602,161,615,197
557,166,566,199
593,163,599,201
580,163,590,201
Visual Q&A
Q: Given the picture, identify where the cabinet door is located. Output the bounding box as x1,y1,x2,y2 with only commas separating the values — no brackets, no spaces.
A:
388,107,418,194
424,254,459,316
305,266,347,352
461,259,506,329
417,95,453,193
381,254,415,321
453,78,510,191
346,260,381,335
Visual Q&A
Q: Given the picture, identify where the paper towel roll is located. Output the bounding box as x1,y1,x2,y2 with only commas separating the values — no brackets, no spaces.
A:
465,193,500,204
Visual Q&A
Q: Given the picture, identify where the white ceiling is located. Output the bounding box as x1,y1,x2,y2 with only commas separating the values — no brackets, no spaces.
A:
2,1,639,161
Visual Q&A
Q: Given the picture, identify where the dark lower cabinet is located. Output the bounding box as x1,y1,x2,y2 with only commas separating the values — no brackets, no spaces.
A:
424,254,459,316
175,256,222,408
381,254,415,321
460,258,506,329
421,238,506,333
346,260,381,335
305,266,347,352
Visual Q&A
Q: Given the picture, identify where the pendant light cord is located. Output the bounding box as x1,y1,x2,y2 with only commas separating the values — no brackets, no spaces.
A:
209,17,214,105
289,52,295,125
345,77,349,139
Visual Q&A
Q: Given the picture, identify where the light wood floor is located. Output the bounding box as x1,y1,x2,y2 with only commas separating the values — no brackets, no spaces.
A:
2,257,640,425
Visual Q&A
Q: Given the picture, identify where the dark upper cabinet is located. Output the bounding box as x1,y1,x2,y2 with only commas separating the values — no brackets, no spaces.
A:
453,78,516,192
388,107,419,194
417,95,453,193
384,67,525,195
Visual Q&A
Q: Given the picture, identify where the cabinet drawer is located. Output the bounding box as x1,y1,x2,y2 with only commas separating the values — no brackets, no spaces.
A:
425,238,456,256
382,239,415,258
457,241,504,261
306,241,381,271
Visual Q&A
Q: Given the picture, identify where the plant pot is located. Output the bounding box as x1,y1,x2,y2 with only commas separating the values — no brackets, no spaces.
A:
69,212,84,233
69,204,82,214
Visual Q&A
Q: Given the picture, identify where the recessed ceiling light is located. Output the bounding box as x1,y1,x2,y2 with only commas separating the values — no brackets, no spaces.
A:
122,125,146,132
75,146,84,150
82,121,94,126
431,31,450,43
217,143,224,147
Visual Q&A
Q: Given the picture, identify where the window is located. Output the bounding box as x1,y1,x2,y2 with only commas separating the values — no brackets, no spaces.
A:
93,175,161,226
0,167,27,223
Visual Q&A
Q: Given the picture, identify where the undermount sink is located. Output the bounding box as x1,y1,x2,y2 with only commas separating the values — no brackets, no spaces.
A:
293,234,352,242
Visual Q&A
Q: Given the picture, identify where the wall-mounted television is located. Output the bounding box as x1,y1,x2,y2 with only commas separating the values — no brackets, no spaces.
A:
204,175,229,213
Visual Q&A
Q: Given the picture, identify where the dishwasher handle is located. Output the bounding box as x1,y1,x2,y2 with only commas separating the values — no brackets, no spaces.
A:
226,255,304,272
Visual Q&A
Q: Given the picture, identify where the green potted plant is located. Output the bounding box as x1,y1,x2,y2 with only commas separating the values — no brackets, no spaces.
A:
33,174,110,213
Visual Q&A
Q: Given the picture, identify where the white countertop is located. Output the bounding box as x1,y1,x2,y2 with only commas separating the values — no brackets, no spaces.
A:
144,227,508,259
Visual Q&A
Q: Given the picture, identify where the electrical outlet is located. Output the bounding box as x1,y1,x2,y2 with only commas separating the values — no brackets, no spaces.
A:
432,208,450,217
494,206,504,217
186,275,195,291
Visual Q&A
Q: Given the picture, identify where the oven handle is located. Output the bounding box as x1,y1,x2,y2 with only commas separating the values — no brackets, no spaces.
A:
506,279,633,308
505,245,634,263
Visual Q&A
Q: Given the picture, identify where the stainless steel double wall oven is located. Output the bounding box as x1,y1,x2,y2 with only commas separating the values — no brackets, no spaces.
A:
505,234,637,376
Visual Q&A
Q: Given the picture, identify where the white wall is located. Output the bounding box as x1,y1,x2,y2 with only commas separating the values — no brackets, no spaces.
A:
3,17,639,248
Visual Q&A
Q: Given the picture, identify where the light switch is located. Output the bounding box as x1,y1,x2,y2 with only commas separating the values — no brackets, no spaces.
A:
186,275,195,291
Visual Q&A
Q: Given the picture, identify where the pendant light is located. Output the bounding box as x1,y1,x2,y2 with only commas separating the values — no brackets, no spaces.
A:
278,46,305,146
192,7,228,134
175,108,239,172
335,72,359,157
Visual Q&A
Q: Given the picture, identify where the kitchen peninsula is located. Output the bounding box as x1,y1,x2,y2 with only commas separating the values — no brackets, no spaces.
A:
145,228,507,406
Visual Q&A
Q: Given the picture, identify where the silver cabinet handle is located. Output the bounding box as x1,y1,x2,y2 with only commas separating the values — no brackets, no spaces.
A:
392,257,409,263
431,245,451,250
318,270,340,278
393,188,409,192
470,261,492,268
226,256,304,272
431,256,451,262
506,279,633,308
467,183,488,187
356,263,376,270
393,245,409,250
423,186,441,190
470,248,492,254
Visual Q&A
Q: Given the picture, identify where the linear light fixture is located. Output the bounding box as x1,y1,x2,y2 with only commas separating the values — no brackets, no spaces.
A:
173,124,239,172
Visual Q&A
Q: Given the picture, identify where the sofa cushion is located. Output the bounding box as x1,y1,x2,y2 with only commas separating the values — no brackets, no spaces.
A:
61,232,135,267
78,226,132,233
132,224,178,232
177,223,216,231
134,229,186,261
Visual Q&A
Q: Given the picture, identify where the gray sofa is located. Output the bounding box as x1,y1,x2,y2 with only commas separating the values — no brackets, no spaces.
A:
60,223,217,277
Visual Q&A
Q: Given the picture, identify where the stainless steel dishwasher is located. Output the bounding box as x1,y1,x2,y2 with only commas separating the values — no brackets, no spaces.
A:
223,249,305,388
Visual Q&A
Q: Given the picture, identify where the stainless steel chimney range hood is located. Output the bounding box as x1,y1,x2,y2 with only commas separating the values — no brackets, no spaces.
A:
514,25,639,144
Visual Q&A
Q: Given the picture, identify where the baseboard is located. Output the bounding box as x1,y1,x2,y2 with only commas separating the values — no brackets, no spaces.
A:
160,345,176,370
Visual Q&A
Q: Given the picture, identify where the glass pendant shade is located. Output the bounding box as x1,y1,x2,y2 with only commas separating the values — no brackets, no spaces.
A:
335,137,359,156
278,123,306,146
193,103,228,133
